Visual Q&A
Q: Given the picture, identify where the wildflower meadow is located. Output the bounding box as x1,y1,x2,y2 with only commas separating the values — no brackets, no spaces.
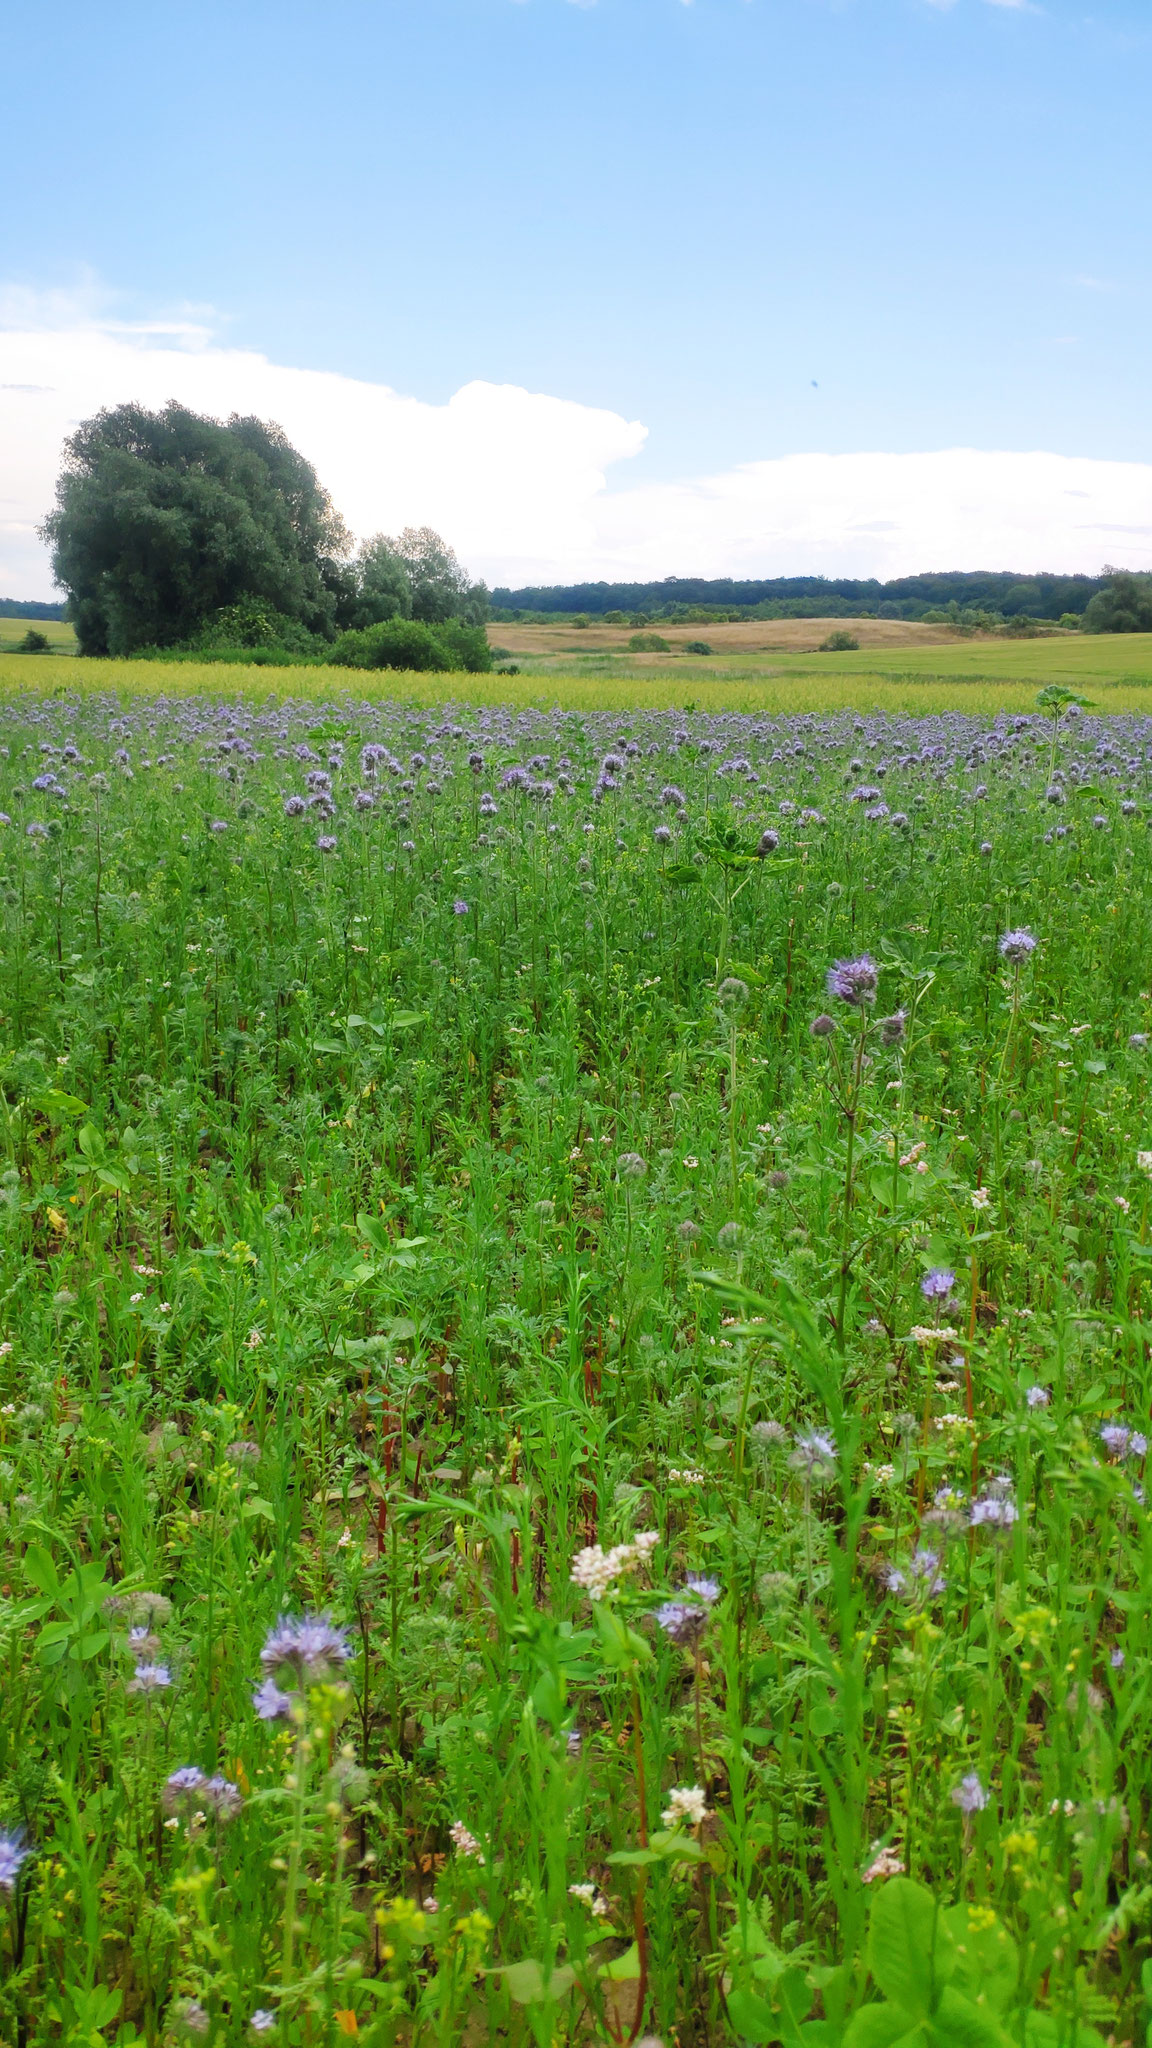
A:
2,681,1152,2047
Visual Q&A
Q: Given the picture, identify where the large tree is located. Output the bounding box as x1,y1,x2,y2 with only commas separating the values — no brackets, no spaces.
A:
385,526,489,625
41,402,352,655
1081,568,1152,634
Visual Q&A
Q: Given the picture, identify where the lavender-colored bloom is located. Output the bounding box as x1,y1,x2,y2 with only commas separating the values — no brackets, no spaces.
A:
1111,1647,1126,1670
127,1661,172,1694
809,1013,836,1038
654,824,673,844
163,1766,207,1810
25,821,48,838
656,1601,709,1647
1026,1385,1050,1409
951,1772,989,1815
826,955,879,1007
684,1573,720,1605
878,1010,907,1047
175,2000,210,2036
970,1493,1017,1529
283,795,306,817
756,829,779,856
250,2015,277,2037
920,1268,955,1301
260,1612,350,1682
202,1774,243,1818
660,784,686,808
353,789,375,811
315,835,337,853
999,928,1037,963
1100,1423,1134,1459
0,1829,31,1891
452,899,469,916
208,820,228,834
253,1677,295,1722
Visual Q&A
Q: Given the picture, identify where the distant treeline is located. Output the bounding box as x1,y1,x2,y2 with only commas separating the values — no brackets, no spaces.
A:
491,571,1106,623
0,599,67,620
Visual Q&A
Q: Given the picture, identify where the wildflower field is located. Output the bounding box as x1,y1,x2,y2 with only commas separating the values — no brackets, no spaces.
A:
3,682,1152,2047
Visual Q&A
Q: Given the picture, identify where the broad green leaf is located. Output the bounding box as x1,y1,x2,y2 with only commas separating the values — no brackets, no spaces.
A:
726,1987,778,2042
844,2005,925,2048
931,1987,1011,2048
389,1011,427,1029
600,1941,642,1981
500,1959,575,2005
869,1879,954,2019
23,1544,61,1600
942,1905,1018,2014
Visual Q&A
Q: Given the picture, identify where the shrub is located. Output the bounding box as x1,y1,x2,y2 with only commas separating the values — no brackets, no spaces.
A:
628,632,671,652
432,619,494,673
818,630,860,652
193,597,319,654
683,640,713,655
16,628,51,652
1003,614,1039,638
1058,613,1082,631
329,619,452,672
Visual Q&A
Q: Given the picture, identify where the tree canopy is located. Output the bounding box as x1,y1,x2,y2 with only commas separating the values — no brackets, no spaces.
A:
1081,569,1152,634
42,402,353,656
42,404,489,655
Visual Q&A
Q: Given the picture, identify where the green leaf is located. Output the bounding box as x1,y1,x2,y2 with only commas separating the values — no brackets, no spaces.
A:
389,1010,428,1030
312,1038,345,1055
845,2005,925,2048
605,1846,659,1867
648,1828,707,1863
726,1987,779,2042
869,1879,954,2020
600,1941,642,1981
942,1905,1017,2014
30,1088,89,1119
500,1959,575,2005
664,863,703,886
23,1544,61,1600
241,1497,276,1523
930,1987,1010,2048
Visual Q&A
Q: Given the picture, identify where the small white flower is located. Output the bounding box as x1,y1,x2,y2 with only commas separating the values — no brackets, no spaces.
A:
336,1527,353,1550
661,1784,709,1830
129,1292,144,1305
246,1328,263,1348
970,1187,991,1211
1137,1151,1152,1177
1115,1196,1131,1214
449,1821,485,1862
682,1155,699,1169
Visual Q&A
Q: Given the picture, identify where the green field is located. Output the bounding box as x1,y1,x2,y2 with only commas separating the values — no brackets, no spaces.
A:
0,619,76,655
2,682,1152,2044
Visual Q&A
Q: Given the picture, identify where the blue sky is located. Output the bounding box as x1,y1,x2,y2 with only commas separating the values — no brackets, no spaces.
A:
3,0,1151,587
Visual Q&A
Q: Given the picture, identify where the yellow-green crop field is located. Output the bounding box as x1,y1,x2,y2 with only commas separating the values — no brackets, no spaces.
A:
4,629,1152,717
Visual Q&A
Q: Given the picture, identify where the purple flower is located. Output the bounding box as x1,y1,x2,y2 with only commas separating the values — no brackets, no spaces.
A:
951,1772,989,1815
0,1829,31,1891
127,1662,172,1694
826,955,879,1008
998,928,1037,963
453,899,469,916
315,835,337,853
163,1766,207,1811
202,1774,243,1818
1026,1385,1050,1409
756,829,779,856
253,1678,295,1722
656,1601,709,1647
260,1612,350,1682
920,1268,955,1301
283,795,306,817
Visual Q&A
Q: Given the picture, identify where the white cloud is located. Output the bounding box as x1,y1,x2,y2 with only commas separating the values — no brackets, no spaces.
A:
2,298,1151,597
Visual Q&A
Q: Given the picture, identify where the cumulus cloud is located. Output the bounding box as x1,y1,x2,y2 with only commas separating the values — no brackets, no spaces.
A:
2,297,1150,596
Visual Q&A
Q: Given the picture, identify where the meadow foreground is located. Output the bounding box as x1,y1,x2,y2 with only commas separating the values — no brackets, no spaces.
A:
0,687,1150,2046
